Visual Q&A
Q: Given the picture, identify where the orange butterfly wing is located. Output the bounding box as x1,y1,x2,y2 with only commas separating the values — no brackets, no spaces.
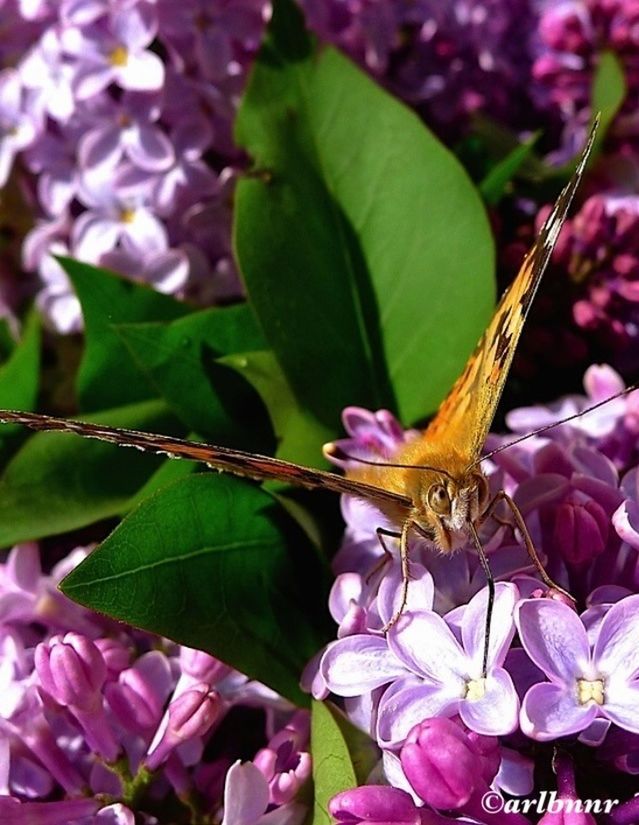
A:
0,411,412,516
423,119,598,465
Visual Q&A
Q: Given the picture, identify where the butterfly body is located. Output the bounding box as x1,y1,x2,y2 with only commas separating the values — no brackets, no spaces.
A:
345,444,489,551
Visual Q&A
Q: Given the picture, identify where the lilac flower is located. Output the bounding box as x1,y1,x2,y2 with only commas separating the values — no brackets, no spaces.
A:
614,464,639,549
532,0,639,154
328,785,427,825
400,717,498,809
221,761,306,825
516,596,639,740
0,0,267,330
77,92,175,175
145,682,222,770
325,406,415,470
253,711,311,806
322,583,519,746
0,797,99,825
73,167,167,262
302,1,540,139
534,192,639,372
0,68,39,187
65,5,165,99
0,542,310,820
19,28,75,122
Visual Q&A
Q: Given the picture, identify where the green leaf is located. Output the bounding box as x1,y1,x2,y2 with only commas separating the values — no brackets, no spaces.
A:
114,305,273,450
311,700,358,825
591,50,626,149
59,257,189,411
234,0,495,428
0,399,186,545
479,133,540,205
0,311,40,451
61,473,332,706
219,350,333,466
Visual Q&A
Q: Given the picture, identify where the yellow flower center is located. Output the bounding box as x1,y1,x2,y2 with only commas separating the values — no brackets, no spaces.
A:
119,208,136,224
577,678,605,705
465,677,487,701
109,45,128,67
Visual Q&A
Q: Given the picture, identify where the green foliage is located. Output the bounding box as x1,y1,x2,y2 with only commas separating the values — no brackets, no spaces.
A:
220,350,333,466
0,400,185,544
61,474,332,706
235,0,495,428
311,701,359,825
114,305,273,450
60,257,189,411
479,133,540,205
591,50,626,151
0,311,40,454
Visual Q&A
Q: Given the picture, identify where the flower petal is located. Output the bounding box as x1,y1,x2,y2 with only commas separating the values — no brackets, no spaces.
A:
388,609,466,682
461,582,518,674
459,667,519,736
222,761,269,825
603,679,639,733
520,681,597,741
72,213,120,261
377,563,434,629
127,124,174,171
79,126,122,172
613,499,639,550
594,594,639,681
74,64,115,100
376,676,462,748
515,598,590,683
321,635,406,697
117,52,164,92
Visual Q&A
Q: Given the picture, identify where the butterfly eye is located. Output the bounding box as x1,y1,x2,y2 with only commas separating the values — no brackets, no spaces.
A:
427,483,451,516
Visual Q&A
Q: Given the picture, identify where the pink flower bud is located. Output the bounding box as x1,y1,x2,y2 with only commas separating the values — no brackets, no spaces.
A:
145,683,221,770
554,498,608,567
179,646,232,682
105,665,165,734
253,711,311,804
329,786,422,825
35,632,105,710
94,637,132,678
400,717,485,809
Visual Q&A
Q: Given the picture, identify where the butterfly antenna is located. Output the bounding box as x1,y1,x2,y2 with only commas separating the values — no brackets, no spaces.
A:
323,443,456,482
471,382,639,468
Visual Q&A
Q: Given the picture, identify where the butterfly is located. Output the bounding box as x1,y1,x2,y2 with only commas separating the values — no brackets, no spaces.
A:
0,118,599,672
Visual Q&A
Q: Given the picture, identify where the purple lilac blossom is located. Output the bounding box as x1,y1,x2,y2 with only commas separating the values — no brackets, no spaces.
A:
0,0,268,332
0,542,310,822
301,0,541,140
319,367,639,818
528,192,639,373
532,0,639,157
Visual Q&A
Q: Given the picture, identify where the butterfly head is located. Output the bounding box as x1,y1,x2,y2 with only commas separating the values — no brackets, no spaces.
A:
413,466,490,551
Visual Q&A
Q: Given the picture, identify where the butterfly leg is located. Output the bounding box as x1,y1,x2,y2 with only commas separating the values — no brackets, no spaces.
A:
483,506,518,543
468,522,494,678
487,490,574,601
365,527,402,584
381,520,412,634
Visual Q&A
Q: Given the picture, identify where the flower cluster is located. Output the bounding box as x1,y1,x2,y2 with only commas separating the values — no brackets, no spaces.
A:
533,0,639,157
301,0,540,139
534,189,639,373
0,542,310,823
309,365,639,823
0,0,267,333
